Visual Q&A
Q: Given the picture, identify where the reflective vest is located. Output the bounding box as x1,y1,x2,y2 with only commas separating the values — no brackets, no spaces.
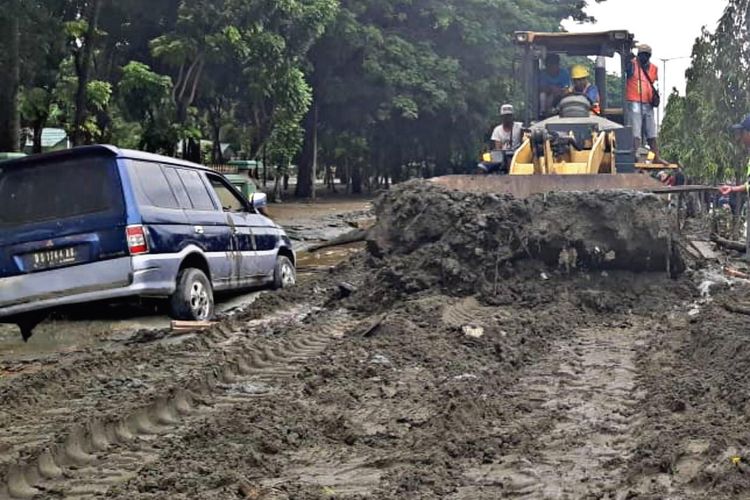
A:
626,59,658,104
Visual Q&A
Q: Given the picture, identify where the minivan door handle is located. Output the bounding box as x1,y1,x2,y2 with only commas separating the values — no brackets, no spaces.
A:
194,226,204,235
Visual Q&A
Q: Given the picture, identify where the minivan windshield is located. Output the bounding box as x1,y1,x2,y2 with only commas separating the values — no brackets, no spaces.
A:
0,155,123,228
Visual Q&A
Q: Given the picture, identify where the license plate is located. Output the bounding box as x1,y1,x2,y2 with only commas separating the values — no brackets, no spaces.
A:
29,247,81,271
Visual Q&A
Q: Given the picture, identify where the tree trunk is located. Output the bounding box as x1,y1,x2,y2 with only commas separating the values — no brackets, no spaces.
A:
271,168,282,203
311,102,318,200
351,164,362,194
296,102,317,198
0,8,20,151
211,126,222,164
32,122,43,154
209,101,223,164
72,0,102,146
262,146,268,187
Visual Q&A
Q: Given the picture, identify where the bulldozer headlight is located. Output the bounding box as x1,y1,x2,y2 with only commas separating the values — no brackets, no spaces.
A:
515,32,529,43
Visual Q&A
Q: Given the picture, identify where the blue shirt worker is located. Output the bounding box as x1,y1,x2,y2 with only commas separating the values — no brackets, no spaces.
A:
539,53,571,115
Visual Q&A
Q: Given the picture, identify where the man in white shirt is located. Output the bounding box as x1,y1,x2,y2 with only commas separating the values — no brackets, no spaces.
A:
477,104,523,174
491,104,523,150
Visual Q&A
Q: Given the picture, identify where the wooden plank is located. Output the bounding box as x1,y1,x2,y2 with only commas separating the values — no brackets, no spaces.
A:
170,320,216,331
724,267,750,280
689,240,719,260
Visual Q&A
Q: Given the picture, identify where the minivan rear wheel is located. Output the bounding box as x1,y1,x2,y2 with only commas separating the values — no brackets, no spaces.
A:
272,256,296,290
170,268,215,321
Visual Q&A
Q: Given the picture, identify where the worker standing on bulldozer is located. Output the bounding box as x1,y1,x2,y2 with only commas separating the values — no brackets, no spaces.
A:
625,44,665,163
570,65,601,115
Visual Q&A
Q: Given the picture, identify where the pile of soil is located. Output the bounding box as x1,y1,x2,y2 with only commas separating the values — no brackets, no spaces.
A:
364,181,683,302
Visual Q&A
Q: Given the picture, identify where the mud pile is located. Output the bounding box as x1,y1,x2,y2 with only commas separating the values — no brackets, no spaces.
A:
365,180,683,298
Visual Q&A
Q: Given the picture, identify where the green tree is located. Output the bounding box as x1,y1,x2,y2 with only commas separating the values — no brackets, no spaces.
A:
661,1,750,186
298,0,594,197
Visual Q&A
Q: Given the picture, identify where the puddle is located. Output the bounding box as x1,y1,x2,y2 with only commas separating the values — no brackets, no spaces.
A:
0,290,263,362
268,199,371,223
296,243,365,275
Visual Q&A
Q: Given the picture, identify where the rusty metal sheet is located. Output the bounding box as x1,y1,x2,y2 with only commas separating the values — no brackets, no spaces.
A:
429,174,664,199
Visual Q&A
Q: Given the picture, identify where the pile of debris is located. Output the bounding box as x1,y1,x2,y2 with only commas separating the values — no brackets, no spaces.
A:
363,180,684,299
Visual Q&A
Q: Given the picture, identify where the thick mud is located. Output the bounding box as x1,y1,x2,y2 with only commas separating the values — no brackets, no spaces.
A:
365,181,683,304
2,181,750,499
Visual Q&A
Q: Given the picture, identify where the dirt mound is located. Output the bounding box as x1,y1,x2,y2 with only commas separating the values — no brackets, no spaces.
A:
365,180,683,299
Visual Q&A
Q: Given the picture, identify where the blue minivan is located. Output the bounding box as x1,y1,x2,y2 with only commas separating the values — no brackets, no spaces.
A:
0,146,296,339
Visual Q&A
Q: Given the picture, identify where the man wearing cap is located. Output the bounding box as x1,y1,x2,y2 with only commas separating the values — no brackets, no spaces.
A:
477,104,523,174
625,43,664,162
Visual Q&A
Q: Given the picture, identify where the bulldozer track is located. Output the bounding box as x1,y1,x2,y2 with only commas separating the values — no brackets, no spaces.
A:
0,308,353,499
458,322,647,498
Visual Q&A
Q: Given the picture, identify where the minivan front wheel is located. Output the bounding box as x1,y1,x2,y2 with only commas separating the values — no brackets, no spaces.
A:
170,268,215,321
272,256,296,290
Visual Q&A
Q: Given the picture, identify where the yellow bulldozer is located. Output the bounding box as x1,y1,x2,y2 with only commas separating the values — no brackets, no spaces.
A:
437,30,673,197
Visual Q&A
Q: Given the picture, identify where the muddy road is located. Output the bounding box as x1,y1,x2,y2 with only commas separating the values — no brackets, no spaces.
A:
3,183,750,499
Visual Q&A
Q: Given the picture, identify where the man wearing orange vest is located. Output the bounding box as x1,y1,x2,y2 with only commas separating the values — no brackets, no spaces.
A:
625,43,664,163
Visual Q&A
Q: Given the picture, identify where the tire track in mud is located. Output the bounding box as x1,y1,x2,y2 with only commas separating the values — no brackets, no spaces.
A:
0,309,353,499
458,321,648,499
0,305,313,464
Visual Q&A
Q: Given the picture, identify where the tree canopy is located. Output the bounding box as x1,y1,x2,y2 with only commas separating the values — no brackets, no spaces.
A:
660,0,750,184
0,0,593,195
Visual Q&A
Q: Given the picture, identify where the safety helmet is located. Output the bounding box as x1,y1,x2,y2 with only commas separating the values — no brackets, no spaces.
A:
571,65,590,80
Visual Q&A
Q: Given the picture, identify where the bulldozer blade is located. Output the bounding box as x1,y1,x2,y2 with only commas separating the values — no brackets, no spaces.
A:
430,174,663,199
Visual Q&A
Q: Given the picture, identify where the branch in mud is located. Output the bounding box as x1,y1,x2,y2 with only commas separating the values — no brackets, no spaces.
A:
711,234,747,253
720,301,750,316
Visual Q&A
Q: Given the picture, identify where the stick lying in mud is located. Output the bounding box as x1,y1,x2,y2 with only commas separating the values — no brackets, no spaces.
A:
721,301,750,316
711,234,747,253
307,228,368,252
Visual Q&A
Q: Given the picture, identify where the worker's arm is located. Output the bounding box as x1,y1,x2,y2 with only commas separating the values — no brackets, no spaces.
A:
625,57,634,79
720,184,748,195
493,141,503,150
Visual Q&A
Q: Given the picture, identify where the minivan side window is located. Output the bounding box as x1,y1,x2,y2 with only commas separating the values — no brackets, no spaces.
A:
206,175,247,212
177,169,215,211
162,166,192,207
128,161,179,209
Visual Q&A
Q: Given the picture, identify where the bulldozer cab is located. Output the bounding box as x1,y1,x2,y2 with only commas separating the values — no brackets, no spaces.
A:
433,30,668,199
514,30,635,125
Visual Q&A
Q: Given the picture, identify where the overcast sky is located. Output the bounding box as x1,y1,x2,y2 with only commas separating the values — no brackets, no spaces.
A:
562,0,728,97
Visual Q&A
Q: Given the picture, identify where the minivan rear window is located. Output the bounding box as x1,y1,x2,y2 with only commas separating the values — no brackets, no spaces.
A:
0,156,122,228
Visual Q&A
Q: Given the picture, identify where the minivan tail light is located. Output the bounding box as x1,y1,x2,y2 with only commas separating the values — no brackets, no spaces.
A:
126,225,149,255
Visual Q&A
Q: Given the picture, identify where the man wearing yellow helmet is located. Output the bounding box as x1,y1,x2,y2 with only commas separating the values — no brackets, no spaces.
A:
570,64,601,114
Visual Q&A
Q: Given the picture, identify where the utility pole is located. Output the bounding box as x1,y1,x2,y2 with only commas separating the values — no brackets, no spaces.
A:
656,56,691,129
